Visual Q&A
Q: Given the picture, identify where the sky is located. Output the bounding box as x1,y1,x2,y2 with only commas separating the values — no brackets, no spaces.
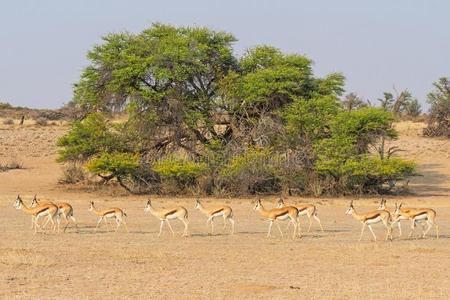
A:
0,0,449,109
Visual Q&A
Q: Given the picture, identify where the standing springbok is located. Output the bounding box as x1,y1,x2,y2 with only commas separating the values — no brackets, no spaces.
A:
277,198,324,232
14,195,59,234
194,199,235,235
345,200,392,242
31,195,78,233
144,200,189,237
392,203,439,239
253,198,299,239
88,201,129,232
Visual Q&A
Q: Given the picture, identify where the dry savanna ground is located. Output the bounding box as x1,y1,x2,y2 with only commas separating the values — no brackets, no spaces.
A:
0,120,449,299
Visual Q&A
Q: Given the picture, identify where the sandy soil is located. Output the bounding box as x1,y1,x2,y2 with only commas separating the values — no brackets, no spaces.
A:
0,121,449,299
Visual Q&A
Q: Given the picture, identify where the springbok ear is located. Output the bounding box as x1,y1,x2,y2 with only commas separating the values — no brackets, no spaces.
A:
399,203,403,209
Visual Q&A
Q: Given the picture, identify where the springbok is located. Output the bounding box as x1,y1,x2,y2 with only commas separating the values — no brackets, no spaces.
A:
14,195,59,234
194,199,235,235
253,198,299,239
31,195,78,233
88,201,129,232
345,200,392,242
377,198,402,237
144,200,189,237
277,198,324,232
392,203,439,239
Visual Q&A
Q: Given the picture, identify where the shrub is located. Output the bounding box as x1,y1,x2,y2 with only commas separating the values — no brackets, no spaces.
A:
35,117,48,126
331,108,396,153
404,99,422,118
153,156,207,192
316,155,416,194
86,152,140,192
0,102,13,109
58,163,87,184
2,118,14,125
36,110,66,121
219,148,281,195
424,77,450,137
0,154,23,172
57,112,126,162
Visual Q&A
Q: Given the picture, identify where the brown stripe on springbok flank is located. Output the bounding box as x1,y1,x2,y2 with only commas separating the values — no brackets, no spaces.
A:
34,206,50,216
103,209,117,216
362,212,382,222
274,211,289,219
411,211,428,219
298,206,309,212
163,209,179,218
210,208,225,215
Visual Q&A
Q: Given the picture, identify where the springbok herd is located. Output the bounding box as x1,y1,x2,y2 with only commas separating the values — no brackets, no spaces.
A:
13,195,439,241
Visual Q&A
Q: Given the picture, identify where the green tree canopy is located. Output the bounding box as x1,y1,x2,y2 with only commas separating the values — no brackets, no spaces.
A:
59,23,416,196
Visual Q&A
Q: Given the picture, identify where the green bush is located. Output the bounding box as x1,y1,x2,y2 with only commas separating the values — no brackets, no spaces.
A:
153,156,207,191
219,148,281,195
87,152,139,177
57,113,124,162
283,95,341,141
86,152,139,192
331,108,396,153
316,155,416,194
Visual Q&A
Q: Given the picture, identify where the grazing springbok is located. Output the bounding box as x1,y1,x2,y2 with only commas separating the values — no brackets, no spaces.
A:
345,200,392,242
144,200,189,237
88,201,129,232
31,195,78,233
14,195,59,234
277,198,324,232
194,199,235,235
392,203,439,239
253,198,299,239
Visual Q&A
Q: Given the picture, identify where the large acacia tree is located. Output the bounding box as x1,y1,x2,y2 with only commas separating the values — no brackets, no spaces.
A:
59,23,415,195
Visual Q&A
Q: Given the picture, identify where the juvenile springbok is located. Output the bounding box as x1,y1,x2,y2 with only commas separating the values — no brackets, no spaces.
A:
345,200,392,242
31,195,78,233
14,195,59,234
253,198,299,239
392,203,439,239
88,201,129,232
194,199,235,235
277,198,324,232
144,200,189,237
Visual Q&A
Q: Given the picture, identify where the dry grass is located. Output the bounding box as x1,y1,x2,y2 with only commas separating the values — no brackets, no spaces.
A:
0,120,449,299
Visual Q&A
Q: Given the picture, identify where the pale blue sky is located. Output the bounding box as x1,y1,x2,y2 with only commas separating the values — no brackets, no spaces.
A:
0,0,449,109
